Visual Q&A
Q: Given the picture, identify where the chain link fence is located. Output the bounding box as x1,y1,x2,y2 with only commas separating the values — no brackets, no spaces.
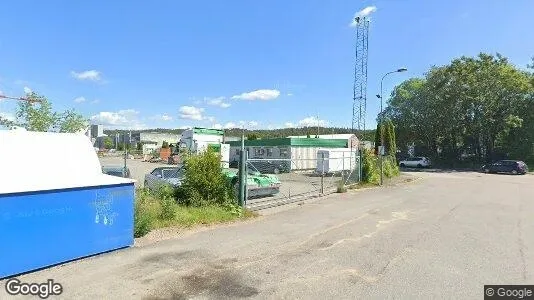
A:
97,147,362,211
243,149,361,211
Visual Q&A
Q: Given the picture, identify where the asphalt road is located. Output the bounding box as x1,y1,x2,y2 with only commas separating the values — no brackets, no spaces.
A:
2,171,533,299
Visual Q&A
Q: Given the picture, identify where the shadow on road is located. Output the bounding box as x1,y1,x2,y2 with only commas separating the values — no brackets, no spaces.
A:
400,167,480,174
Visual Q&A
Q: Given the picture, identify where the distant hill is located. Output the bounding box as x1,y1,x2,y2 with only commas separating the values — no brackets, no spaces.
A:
103,127,376,141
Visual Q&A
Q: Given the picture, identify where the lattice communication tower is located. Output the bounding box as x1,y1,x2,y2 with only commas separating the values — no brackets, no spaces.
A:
351,16,370,140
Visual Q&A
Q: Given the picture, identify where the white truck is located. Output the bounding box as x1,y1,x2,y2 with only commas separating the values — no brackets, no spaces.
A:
171,127,230,168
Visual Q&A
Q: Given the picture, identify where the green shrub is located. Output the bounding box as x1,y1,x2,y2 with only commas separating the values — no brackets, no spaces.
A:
159,195,176,220
134,189,155,238
382,156,400,178
177,150,234,207
362,149,380,184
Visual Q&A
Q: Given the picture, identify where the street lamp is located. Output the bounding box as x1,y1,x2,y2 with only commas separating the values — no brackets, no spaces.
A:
376,68,407,186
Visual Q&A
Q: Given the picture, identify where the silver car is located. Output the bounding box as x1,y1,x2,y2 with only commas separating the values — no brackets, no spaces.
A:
144,166,185,190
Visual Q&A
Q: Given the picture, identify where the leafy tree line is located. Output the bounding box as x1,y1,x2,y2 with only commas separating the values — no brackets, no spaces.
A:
383,53,534,165
0,92,87,133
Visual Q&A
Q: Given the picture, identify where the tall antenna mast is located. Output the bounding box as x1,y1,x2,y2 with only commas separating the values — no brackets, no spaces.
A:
351,16,370,141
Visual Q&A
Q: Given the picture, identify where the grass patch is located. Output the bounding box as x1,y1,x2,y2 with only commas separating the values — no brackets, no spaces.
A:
134,188,256,238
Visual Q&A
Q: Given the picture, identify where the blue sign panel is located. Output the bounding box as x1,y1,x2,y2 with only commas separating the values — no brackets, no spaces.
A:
0,183,135,279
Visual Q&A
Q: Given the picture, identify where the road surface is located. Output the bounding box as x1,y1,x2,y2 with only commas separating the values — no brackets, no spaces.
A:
1,171,533,299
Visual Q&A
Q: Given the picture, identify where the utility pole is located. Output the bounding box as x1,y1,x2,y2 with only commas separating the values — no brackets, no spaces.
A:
376,68,407,185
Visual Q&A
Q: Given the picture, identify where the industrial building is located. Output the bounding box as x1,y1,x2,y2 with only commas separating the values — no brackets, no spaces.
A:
129,132,179,148
227,137,351,170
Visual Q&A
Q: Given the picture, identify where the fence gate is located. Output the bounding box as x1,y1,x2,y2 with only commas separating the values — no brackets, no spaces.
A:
241,150,361,211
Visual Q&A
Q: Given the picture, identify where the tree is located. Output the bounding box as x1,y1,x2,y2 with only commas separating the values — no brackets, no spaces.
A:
373,123,381,155
57,109,88,133
246,133,258,140
0,91,88,133
384,52,534,164
161,141,169,148
103,137,113,149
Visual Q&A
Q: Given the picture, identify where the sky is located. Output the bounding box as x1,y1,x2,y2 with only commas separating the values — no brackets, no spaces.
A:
1,0,533,131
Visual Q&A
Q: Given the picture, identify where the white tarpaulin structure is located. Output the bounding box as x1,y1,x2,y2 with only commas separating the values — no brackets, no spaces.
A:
0,130,135,194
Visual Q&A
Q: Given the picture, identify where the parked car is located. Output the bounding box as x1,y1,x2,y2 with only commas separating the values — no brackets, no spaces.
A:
247,160,291,174
144,165,185,190
481,160,529,175
223,168,281,199
102,165,131,178
399,157,432,168
229,160,239,168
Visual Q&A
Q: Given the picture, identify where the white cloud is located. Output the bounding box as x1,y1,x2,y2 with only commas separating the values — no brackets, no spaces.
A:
212,123,223,129
23,86,32,94
74,96,86,103
90,99,100,104
224,122,236,129
248,121,259,127
231,89,281,101
285,122,295,128
0,90,3,96
287,93,293,96
350,6,377,27
179,106,204,120
90,109,146,129
298,116,328,127
150,114,173,121
206,96,231,108
70,70,102,82
206,116,216,123
179,125,192,130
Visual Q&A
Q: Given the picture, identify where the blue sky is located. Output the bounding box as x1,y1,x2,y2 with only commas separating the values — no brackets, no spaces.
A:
1,0,533,131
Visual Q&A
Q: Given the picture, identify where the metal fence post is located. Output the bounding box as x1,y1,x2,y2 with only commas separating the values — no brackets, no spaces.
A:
342,151,345,182
358,149,362,183
238,151,247,208
320,153,325,195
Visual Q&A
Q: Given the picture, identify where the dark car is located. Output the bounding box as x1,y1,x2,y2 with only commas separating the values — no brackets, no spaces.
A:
229,160,239,168
481,160,529,175
247,160,291,174
102,165,131,178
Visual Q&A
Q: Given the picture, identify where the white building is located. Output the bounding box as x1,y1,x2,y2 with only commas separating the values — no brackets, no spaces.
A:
179,127,230,168
228,137,352,171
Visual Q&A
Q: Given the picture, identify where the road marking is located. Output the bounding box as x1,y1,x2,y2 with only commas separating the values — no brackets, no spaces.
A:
318,211,410,251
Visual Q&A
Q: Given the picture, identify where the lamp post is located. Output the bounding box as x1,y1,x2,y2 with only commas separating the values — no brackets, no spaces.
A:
376,68,407,186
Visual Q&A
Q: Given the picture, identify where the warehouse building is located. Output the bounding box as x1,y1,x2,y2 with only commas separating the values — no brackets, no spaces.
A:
227,137,352,170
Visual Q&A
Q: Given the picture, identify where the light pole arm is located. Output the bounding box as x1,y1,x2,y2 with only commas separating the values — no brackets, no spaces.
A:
379,70,397,118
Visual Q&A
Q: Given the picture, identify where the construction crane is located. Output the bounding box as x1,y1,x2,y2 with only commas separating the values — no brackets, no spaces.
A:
0,94,42,103
351,16,370,141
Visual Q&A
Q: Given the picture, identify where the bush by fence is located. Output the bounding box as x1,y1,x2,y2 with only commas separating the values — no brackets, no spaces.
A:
133,149,247,238
361,149,399,185
176,150,235,207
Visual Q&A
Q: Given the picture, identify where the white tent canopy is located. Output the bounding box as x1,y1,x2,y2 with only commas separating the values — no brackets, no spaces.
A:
0,130,135,194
